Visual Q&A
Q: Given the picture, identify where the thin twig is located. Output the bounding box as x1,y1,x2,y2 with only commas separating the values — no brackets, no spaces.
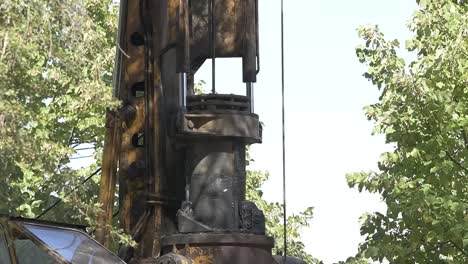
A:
462,129,468,149
447,152,468,174
0,31,8,60
67,127,76,146
449,240,468,257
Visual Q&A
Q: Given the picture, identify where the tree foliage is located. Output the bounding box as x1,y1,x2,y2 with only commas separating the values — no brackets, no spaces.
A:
0,0,118,222
347,0,467,262
247,169,319,264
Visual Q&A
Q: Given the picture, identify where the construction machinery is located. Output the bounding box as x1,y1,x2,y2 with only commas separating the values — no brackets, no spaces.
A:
92,0,295,263
0,0,306,263
0,0,304,263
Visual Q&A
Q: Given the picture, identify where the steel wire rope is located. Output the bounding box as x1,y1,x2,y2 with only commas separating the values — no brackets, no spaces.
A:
36,167,103,219
281,0,288,260
210,0,216,94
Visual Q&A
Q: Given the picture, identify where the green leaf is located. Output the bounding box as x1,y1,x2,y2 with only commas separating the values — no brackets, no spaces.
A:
364,246,379,258
349,0,468,262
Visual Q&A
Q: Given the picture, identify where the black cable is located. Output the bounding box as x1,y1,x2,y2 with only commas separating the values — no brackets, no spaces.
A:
36,167,102,219
281,0,287,260
210,0,216,94
255,0,260,74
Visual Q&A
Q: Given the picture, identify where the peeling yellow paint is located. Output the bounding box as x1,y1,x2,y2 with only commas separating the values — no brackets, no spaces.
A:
193,255,214,264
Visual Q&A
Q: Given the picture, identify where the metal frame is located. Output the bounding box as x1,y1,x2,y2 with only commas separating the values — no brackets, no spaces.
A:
96,1,274,263
0,215,124,264
18,221,124,261
4,220,69,264
0,223,13,264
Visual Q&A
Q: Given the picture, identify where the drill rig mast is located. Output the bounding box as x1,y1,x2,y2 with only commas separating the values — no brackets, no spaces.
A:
95,1,282,263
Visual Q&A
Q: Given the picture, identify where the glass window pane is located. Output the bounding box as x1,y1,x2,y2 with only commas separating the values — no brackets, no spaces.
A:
11,224,58,264
23,224,124,264
14,239,57,264
0,225,11,264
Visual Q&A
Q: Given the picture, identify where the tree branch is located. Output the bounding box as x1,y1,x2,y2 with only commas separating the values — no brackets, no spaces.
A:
449,240,468,257
0,31,8,60
447,153,468,175
67,127,76,147
462,129,468,149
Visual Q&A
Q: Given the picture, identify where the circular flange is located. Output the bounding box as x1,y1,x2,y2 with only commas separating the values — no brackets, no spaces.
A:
187,94,251,112
161,233,274,247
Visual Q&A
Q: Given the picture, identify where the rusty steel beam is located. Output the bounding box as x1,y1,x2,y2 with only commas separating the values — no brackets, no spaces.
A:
118,0,145,236
95,110,121,247
95,0,128,247
159,233,275,264
97,1,279,263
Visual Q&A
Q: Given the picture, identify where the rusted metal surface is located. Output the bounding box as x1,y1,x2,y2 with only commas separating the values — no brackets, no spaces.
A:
114,0,146,245
160,233,276,264
96,110,121,247
190,0,254,62
187,94,250,112
157,0,260,73
243,0,258,82
97,0,154,260
110,0,168,260
178,140,247,231
98,0,283,263
179,112,261,143
162,233,274,245
155,253,191,264
178,94,262,143
177,0,191,73
175,93,264,234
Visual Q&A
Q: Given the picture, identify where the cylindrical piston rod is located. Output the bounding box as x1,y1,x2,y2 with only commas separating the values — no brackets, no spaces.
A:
246,82,254,113
179,73,187,108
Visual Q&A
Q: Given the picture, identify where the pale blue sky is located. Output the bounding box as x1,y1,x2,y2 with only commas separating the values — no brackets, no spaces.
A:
195,0,417,262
